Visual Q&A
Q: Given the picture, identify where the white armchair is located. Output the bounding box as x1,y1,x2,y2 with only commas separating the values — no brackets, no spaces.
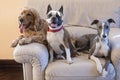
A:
13,0,120,80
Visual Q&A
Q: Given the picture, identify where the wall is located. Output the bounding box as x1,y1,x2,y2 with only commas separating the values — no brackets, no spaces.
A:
0,0,25,59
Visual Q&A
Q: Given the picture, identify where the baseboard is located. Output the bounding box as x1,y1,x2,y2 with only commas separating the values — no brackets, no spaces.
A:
0,59,22,69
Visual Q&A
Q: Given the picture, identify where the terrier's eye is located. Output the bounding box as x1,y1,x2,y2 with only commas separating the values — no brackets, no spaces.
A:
48,13,52,18
56,14,60,18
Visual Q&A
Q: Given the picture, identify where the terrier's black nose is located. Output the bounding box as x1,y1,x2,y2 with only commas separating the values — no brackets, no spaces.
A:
20,18,24,23
52,17,57,24
103,35,106,38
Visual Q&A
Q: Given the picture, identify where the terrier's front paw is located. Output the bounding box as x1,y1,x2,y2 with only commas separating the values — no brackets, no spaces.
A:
67,59,73,64
97,63,103,74
102,68,108,77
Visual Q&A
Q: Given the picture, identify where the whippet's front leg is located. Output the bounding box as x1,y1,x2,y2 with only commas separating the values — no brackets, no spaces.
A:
90,55,103,74
102,57,110,77
90,42,103,74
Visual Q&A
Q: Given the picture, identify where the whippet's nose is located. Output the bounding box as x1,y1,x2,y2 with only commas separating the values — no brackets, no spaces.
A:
20,18,24,23
103,35,106,38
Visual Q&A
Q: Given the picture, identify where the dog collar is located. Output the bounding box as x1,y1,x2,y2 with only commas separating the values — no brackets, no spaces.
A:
48,25,63,32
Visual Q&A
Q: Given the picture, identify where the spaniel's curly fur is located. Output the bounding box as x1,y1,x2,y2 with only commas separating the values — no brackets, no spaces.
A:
11,8,48,47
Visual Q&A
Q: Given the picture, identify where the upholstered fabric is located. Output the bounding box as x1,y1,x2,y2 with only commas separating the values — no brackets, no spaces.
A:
14,43,49,80
110,37,120,80
111,7,120,28
25,0,120,27
45,54,115,80
64,27,97,39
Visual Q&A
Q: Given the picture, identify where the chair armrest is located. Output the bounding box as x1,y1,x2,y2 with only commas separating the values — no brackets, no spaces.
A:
111,38,120,80
13,43,49,80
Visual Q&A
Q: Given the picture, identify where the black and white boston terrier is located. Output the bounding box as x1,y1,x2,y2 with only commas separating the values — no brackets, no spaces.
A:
89,19,115,77
46,4,76,64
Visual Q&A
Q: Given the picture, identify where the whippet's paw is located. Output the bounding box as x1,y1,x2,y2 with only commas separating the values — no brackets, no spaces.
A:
97,64,103,74
102,68,108,77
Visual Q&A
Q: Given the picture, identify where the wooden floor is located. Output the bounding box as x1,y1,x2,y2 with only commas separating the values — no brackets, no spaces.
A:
0,60,23,80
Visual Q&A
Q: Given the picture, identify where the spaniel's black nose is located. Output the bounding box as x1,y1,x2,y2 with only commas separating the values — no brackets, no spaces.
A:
20,18,24,23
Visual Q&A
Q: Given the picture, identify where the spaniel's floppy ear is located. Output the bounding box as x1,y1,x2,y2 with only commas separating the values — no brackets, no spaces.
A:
46,4,52,14
91,19,99,25
30,8,41,31
107,18,115,24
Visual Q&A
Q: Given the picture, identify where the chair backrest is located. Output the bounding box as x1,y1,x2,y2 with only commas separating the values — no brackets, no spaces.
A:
25,0,120,27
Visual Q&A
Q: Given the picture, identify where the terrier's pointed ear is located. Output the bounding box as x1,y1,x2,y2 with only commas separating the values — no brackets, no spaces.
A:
59,5,63,14
46,4,52,14
107,18,115,24
91,20,99,25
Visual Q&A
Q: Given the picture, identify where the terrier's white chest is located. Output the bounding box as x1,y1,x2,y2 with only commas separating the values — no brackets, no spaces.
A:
47,30,64,54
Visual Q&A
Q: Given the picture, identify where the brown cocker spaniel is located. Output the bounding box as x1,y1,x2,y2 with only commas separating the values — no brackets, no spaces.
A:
11,7,48,47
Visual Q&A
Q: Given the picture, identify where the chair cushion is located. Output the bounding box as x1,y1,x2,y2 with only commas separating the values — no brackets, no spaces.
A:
45,54,115,80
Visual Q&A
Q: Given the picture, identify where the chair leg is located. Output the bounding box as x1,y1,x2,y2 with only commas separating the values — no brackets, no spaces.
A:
32,63,44,80
23,63,33,80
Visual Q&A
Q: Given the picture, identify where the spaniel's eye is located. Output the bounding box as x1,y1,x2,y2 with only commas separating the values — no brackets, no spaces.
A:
21,12,23,15
27,13,31,16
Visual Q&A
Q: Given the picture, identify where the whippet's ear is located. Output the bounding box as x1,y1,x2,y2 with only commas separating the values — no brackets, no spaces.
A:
46,4,52,14
91,20,99,25
59,5,63,14
107,18,115,24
